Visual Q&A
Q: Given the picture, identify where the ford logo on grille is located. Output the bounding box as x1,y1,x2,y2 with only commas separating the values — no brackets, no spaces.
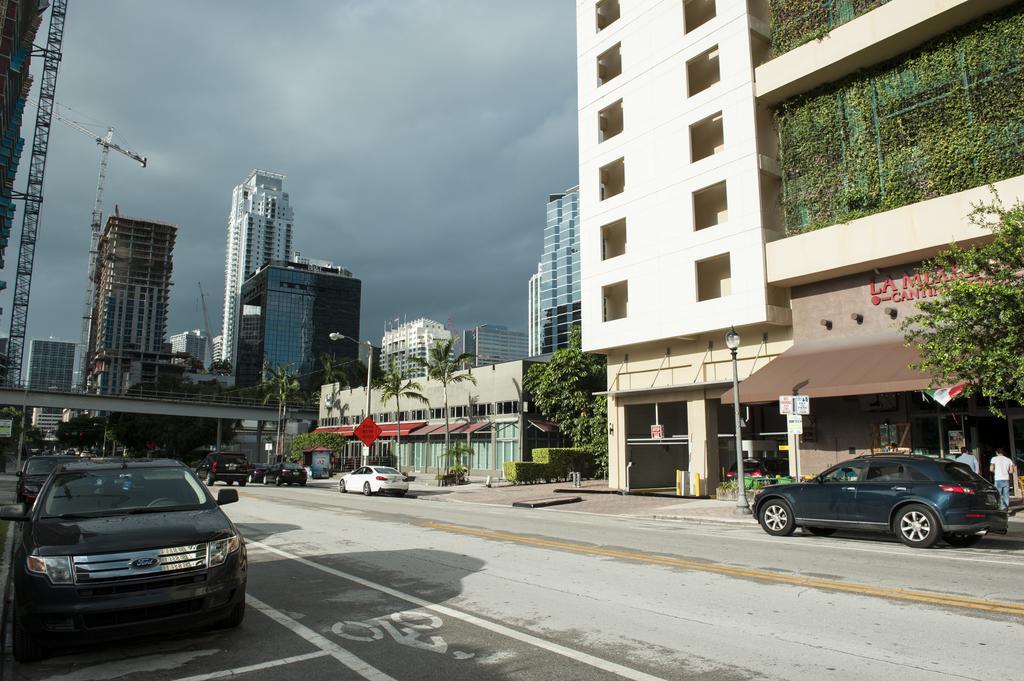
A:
129,557,159,569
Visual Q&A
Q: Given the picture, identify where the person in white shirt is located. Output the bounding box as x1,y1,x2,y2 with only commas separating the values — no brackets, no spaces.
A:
954,450,979,475
989,448,1016,510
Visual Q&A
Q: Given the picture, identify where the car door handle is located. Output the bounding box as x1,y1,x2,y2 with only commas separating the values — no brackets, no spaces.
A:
842,486,856,491
890,486,907,491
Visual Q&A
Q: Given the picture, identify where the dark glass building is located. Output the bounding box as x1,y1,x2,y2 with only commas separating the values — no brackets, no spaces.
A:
236,259,361,390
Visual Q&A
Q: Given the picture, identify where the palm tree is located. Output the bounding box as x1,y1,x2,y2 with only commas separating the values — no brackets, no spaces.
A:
375,358,428,468
411,338,475,476
261,363,300,461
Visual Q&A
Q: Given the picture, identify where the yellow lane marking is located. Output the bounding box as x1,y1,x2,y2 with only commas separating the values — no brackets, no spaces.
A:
417,521,1024,618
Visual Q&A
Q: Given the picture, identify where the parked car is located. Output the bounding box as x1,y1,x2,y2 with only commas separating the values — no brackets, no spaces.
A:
339,466,409,496
195,452,249,486
726,458,788,479
247,463,268,484
1,458,246,662
264,462,307,486
16,456,76,507
753,455,1008,548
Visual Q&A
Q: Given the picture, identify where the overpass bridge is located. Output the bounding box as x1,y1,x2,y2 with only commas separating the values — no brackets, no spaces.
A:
0,386,319,422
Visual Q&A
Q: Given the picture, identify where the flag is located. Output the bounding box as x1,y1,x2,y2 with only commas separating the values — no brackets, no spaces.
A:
923,383,966,406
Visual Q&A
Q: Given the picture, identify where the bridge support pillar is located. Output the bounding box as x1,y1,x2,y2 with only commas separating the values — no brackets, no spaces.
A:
215,418,222,452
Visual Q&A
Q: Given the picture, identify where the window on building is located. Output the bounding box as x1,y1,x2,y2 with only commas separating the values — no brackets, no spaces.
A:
693,181,728,230
601,219,626,260
598,99,624,142
690,111,724,162
600,158,625,200
686,46,720,96
683,0,716,34
597,43,622,86
696,253,731,301
596,0,620,31
602,281,628,321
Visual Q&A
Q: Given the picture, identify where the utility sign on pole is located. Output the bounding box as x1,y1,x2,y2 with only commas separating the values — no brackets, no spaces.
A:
0,418,12,438
779,395,810,415
787,415,804,435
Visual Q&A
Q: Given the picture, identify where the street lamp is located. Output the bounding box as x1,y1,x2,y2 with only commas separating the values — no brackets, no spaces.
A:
329,332,373,466
726,327,751,516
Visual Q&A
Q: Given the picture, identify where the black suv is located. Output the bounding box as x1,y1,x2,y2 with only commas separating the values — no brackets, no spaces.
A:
1,458,247,661
754,455,1008,548
195,452,249,486
16,455,76,507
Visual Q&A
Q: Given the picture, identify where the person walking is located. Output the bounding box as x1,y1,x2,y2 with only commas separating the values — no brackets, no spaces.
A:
955,449,979,475
989,448,1016,510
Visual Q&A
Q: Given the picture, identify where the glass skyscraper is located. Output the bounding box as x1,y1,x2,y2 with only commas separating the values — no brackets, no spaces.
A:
463,325,529,367
236,260,361,390
531,186,580,354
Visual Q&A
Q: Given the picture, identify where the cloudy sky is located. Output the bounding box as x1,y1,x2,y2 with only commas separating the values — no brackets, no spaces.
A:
1,0,579,355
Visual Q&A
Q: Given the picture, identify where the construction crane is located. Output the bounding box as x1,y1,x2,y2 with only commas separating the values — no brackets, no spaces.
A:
46,110,147,388
198,282,215,367
6,0,69,386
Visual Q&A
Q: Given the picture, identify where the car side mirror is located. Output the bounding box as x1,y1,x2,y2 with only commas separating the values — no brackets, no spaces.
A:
217,489,239,506
0,503,29,521
15,471,22,478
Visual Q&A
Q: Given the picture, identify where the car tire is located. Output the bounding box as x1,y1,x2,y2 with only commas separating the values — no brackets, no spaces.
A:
226,480,234,486
206,474,216,486
805,527,837,537
363,482,372,496
895,504,941,548
275,479,283,487
12,609,45,663
944,532,985,548
395,490,406,497
339,480,347,494
239,480,246,487
215,600,245,629
758,499,795,537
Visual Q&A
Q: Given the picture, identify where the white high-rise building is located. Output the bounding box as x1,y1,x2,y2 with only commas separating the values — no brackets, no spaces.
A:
380,318,452,379
221,170,294,366
527,266,542,356
170,329,211,367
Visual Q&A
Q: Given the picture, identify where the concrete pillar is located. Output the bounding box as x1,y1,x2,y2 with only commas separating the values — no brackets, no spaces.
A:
608,396,626,490
687,396,721,494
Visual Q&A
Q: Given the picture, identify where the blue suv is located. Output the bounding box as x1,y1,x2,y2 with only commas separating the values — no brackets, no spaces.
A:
753,455,1007,548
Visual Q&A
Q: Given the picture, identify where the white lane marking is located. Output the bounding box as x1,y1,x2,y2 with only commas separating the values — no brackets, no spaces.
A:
246,594,398,681
332,610,473,658
167,651,330,681
248,540,668,681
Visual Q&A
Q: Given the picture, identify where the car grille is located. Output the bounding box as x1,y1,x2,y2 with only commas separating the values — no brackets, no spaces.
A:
73,543,207,584
82,597,204,629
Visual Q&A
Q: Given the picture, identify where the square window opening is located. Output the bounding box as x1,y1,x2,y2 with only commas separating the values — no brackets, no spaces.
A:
686,46,720,97
599,99,624,143
693,181,728,230
602,281,628,321
597,43,622,86
601,219,626,260
684,0,716,34
689,111,724,162
696,253,731,301
596,0,620,31
599,158,625,200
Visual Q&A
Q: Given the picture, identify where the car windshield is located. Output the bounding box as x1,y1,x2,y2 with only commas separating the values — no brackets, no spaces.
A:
39,467,209,518
218,455,247,465
25,458,63,476
282,463,304,470
374,467,401,475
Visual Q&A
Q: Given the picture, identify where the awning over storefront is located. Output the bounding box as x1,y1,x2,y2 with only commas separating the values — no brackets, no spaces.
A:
462,421,491,434
720,333,929,405
410,423,447,436
377,421,426,437
313,426,356,436
527,419,560,433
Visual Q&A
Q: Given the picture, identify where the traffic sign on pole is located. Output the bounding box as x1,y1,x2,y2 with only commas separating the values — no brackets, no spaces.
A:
355,417,382,448
780,395,810,415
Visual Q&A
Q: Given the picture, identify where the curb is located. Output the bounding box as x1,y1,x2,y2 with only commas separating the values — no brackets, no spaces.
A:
648,514,757,527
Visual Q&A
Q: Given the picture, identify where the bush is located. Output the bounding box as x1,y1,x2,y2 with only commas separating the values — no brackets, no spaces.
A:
530,448,590,479
503,461,551,485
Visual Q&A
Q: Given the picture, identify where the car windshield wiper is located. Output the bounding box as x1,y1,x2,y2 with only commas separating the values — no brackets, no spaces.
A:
121,506,199,515
42,512,113,519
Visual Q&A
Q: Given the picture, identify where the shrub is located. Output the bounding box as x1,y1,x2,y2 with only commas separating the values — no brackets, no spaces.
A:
530,448,589,480
503,461,550,485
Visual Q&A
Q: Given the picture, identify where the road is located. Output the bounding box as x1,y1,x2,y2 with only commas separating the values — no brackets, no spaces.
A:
12,484,1024,681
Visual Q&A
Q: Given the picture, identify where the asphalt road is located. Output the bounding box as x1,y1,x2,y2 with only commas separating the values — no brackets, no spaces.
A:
12,484,1024,681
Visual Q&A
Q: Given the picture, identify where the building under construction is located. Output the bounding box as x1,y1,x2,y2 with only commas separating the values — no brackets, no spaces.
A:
86,212,179,394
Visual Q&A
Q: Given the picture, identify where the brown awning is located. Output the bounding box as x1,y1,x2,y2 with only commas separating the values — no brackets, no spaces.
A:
720,333,929,405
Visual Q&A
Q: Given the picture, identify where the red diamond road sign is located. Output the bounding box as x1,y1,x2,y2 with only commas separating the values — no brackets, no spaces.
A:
354,417,382,447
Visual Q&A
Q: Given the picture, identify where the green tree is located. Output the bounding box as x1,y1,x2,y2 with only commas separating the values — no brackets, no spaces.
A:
903,199,1024,415
208,359,232,376
261,363,301,459
375,358,428,466
55,414,107,449
106,412,237,457
411,338,475,474
289,431,347,462
524,325,608,475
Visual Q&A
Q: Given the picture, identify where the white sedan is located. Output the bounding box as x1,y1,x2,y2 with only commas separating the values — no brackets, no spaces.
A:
339,466,409,496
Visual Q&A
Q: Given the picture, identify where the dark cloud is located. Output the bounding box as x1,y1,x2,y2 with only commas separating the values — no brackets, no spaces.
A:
1,0,578,350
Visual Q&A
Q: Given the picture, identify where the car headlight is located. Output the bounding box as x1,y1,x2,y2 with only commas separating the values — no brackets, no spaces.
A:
207,535,241,567
27,555,74,585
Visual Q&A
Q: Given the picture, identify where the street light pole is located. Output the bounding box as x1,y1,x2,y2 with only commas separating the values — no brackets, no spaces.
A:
726,327,751,516
330,332,373,466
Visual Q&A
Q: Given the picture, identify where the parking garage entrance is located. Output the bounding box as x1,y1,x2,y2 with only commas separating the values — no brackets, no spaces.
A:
625,401,689,494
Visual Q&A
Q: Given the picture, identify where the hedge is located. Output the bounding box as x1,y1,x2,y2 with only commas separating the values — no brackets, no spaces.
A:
504,448,592,485
769,1,891,57
503,462,551,485
775,5,1024,235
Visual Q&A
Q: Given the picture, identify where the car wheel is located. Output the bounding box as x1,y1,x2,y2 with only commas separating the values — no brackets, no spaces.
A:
944,532,985,548
895,504,941,548
215,600,246,629
395,490,406,497
206,474,216,486
239,480,246,487
805,527,837,537
758,499,795,537
12,608,46,662
363,482,372,496
226,480,234,486
339,480,347,494
275,479,283,487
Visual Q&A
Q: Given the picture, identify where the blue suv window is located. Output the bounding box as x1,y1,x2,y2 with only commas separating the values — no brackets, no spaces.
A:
821,463,865,482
